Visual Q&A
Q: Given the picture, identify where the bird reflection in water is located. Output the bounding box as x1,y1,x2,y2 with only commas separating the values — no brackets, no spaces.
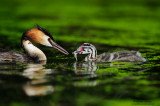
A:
73,62,99,87
72,61,142,87
73,62,99,75
22,61,55,96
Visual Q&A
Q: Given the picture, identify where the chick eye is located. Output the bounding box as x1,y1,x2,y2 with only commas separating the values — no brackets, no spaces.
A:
28,42,31,44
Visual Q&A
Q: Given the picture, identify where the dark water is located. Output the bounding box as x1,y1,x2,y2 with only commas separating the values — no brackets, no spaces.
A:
0,43,160,106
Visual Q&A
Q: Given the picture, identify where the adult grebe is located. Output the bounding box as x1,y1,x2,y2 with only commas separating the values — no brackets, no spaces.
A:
0,26,69,63
73,43,146,62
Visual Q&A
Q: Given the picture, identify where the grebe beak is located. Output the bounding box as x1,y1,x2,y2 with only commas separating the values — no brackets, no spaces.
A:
48,39,69,55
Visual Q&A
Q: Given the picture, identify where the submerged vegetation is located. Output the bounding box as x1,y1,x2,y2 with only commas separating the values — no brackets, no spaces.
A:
0,0,160,106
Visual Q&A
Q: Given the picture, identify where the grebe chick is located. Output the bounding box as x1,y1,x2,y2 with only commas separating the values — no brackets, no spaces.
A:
0,26,69,63
73,43,146,62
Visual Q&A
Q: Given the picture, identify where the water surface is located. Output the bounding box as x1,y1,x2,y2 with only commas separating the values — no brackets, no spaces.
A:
0,43,159,106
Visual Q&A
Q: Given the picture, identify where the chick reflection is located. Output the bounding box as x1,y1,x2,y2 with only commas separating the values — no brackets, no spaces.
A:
73,62,99,76
22,61,55,96
73,62,99,87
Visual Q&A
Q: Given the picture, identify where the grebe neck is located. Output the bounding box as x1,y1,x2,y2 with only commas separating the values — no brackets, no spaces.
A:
22,41,47,61
85,46,97,61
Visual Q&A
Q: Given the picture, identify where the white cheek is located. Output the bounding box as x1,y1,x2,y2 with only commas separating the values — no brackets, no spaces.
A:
40,36,52,47
23,41,30,47
88,49,92,53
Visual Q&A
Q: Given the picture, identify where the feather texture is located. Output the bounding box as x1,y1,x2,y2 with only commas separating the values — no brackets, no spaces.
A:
0,49,32,62
96,51,146,62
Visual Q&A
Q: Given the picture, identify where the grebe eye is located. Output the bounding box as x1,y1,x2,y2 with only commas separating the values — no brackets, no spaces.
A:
48,38,51,41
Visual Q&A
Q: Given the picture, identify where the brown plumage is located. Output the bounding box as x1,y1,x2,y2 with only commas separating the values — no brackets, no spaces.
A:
26,28,46,43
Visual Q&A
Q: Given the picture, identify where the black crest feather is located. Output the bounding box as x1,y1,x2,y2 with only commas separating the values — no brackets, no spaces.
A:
36,25,54,41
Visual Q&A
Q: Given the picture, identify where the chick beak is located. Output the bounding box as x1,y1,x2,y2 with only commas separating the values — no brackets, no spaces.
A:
75,46,83,54
73,50,81,54
48,39,69,55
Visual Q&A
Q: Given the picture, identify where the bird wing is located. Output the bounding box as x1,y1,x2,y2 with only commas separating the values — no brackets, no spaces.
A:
97,51,144,62
96,52,111,62
111,51,143,62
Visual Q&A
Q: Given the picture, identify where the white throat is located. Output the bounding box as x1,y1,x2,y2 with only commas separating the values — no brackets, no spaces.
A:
22,41,47,61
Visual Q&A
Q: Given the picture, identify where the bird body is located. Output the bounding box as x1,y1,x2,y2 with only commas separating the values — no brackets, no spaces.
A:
73,43,146,62
0,49,31,63
0,26,69,63
96,51,146,62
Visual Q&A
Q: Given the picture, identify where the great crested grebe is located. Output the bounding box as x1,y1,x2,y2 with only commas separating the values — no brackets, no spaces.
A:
73,43,146,62
0,26,69,63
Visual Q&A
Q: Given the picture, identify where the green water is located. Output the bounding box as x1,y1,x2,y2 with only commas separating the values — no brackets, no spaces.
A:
0,0,160,106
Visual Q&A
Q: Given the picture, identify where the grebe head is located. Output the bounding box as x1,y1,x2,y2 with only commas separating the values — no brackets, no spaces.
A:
21,25,69,55
74,43,96,54
73,43,97,61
